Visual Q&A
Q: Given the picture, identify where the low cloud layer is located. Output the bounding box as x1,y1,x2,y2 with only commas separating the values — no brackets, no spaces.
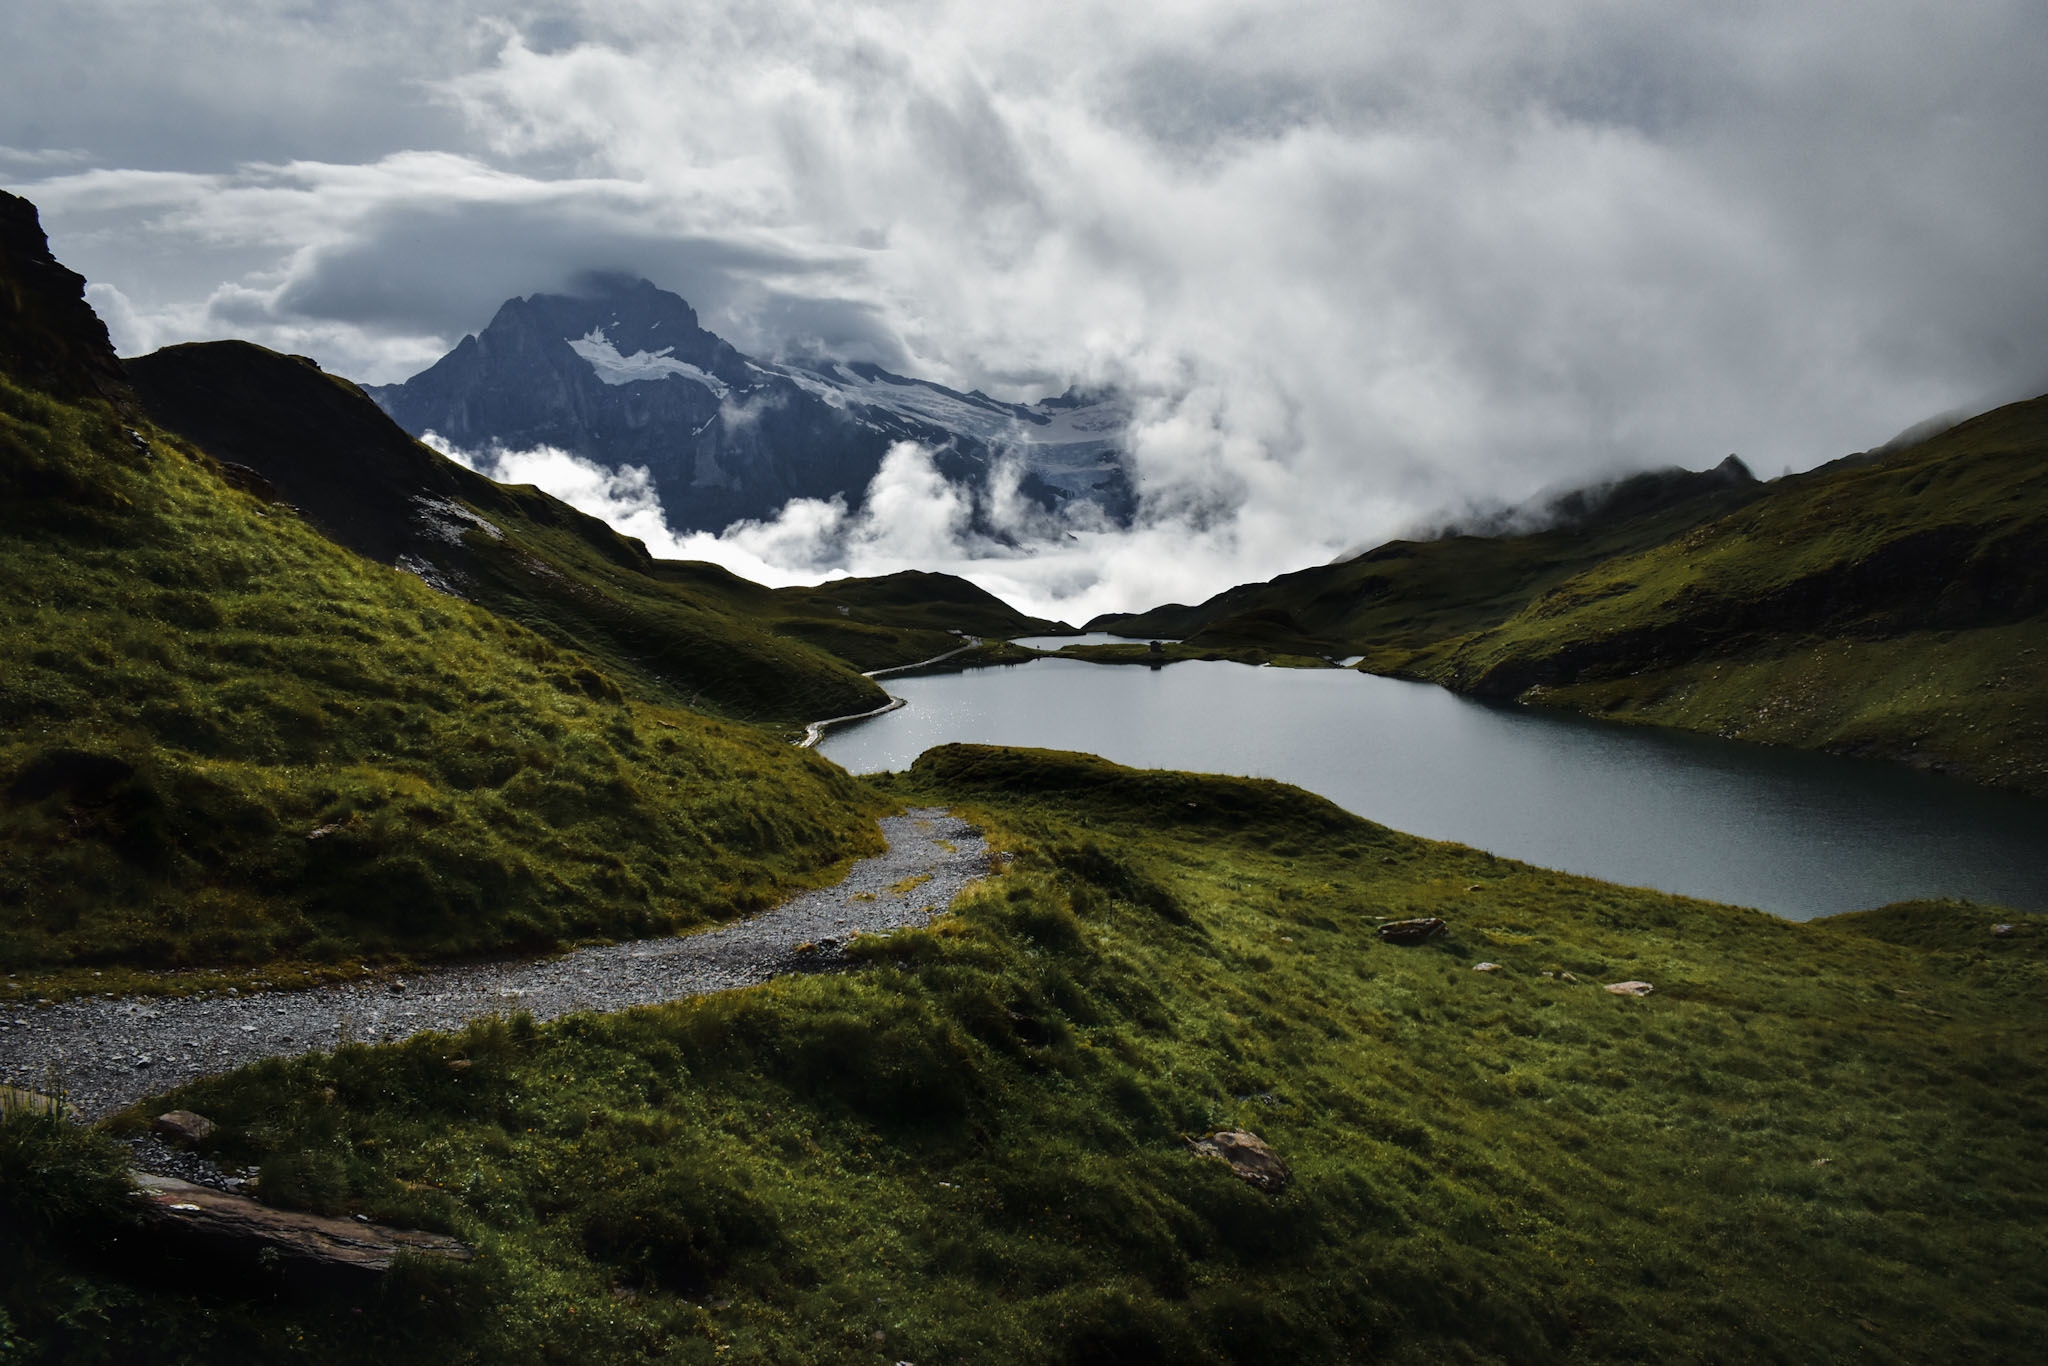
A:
432,435,1184,623
9,2,2048,614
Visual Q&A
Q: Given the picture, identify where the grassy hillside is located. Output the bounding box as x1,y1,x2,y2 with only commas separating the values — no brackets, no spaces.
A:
127,341,891,727
647,565,1071,675
0,192,886,973
1414,401,2048,795
1100,413,2048,796
7,747,2042,1362
132,340,1070,692
1094,459,1765,656
764,569,1070,671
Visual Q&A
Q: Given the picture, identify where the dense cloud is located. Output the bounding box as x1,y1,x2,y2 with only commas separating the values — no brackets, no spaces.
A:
7,1,2047,616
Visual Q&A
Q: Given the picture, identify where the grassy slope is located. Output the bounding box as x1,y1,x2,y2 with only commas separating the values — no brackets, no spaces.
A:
1417,401,2048,795
8,748,2042,1363
621,567,1066,677
0,353,884,973
1101,411,2048,796
128,341,1072,713
127,341,892,728
1094,465,1766,658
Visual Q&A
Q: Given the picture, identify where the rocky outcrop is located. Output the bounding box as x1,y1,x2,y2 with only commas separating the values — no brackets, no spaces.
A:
131,1173,472,1290
1189,1130,1292,1194
0,191,133,410
151,1110,216,1145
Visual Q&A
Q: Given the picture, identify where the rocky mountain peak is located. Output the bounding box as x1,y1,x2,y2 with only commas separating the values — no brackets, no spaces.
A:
366,278,1136,534
0,190,132,410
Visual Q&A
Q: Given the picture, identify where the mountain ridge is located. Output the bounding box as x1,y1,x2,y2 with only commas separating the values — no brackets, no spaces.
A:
1090,454,1771,651
365,276,1135,535
1093,413,2048,795
0,188,889,971
126,338,1067,722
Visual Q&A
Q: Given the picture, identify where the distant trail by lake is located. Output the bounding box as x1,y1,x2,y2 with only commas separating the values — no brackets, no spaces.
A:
800,638,984,747
819,659,2048,920
0,811,988,1120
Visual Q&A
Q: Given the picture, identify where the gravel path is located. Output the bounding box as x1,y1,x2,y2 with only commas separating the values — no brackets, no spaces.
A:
0,809,988,1123
799,637,982,748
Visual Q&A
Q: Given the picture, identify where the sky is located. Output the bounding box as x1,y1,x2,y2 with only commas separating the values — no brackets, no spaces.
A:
7,1,2048,621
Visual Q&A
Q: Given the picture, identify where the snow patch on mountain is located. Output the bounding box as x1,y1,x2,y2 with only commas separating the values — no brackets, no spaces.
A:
568,327,730,396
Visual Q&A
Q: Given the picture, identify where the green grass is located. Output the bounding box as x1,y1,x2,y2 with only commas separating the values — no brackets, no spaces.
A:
1100,401,2048,796
125,340,1074,720
770,569,1068,650
124,340,905,728
637,564,1067,678
420,503,888,729
1419,400,2048,793
1493,623,2048,792
1097,463,1768,659
0,370,887,974
9,747,2041,1363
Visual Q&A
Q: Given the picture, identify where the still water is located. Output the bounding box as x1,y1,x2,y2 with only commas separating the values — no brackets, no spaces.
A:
1009,633,1175,648
819,658,2048,920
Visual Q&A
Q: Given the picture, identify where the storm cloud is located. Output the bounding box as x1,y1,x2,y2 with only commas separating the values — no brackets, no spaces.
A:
8,0,2047,618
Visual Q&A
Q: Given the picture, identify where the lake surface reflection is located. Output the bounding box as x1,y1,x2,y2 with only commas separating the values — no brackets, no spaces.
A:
819,658,2048,920
1008,632,1172,649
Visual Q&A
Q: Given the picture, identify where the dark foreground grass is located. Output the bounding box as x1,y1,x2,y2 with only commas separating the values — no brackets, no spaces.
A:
0,370,885,974
6,747,2042,1363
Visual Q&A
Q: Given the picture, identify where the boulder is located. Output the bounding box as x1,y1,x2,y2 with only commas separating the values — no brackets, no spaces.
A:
1189,1130,1291,1194
1604,981,1655,997
130,1172,472,1291
1377,917,1447,945
152,1110,216,1145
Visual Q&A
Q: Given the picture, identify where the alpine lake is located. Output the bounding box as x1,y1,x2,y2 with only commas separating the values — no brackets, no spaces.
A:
820,651,2048,920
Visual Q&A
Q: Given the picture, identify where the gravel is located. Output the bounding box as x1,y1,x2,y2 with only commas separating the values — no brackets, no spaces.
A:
0,809,989,1124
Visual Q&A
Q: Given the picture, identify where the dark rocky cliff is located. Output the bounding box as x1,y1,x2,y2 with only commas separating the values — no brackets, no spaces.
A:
0,191,132,412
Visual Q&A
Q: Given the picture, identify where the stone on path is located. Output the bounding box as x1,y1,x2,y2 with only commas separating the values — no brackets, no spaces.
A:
131,1172,473,1289
152,1110,216,1145
1189,1130,1291,1194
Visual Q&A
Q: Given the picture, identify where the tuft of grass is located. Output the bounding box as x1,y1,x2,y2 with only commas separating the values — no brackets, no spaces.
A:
14,748,2042,1362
